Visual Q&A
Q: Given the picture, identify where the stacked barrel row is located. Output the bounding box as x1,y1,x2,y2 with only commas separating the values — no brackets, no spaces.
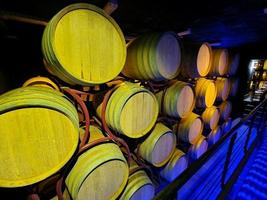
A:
0,3,240,200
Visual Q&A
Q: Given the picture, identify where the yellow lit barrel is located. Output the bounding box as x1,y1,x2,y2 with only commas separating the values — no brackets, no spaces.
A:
160,148,188,182
119,160,155,200
156,81,194,118
180,42,213,78
22,76,59,91
66,125,129,200
174,112,203,144
96,82,159,138
138,123,176,167
227,53,240,76
122,32,181,81
42,3,126,85
201,106,220,130
222,118,232,135
188,136,208,161
195,78,217,108
207,126,222,146
215,77,230,101
0,86,79,187
210,49,228,76
262,71,267,80
219,101,232,121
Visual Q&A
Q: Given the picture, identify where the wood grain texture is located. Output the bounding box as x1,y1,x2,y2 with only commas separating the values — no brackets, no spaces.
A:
0,108,78,187
138,123,176,167
210,49,228,76
123,32,181,81
156,81,194,118
188,136,208,161
201,106,220,130
97,82,158,138
176,112,203,144
160,148,188,182
180,43,212,78
66,125,128,200
215,77,230,101
119,161,154,200
195,78,217,108
42,3,126,85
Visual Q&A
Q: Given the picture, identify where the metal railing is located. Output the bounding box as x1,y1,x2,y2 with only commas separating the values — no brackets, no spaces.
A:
154,97,267,200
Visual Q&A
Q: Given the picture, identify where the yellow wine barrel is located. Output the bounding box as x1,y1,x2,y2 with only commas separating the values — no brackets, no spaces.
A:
119,160,154,200
201,106,220,130
156,81,194,118
219,101,232,121
96,82,159,138
0,86,79,187
207,126,222,146
195,78,217,108
222,118,232,135
227,53,240,76
42,3,126,85
180,42,213,78
262,71,267,80
215,77,230,101
175,112,203,144
122,32,181,81
229,78,239,97
138,123,176,167
22,76,59,91
160,148,188,182
209,49,228,76
66,125,129,200
188,136,208,161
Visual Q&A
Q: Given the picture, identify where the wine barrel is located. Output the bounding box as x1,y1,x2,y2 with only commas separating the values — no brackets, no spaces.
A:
156,81,194,118
227,53,240,76
201,106,220,130
96,82,158,138
175,112,203,144
215,77,230,101
195,78,217,108
229,78,239,97
209,49,228,76
22,76,59,91
122,32,181,81
180,42,213,78
160,148,188,182
42,3,126,85
188,136,208,161
0,86,79,187
138,123,176,167
207,126,222,146
119,160,154,200
66,125,129,200
218,101,232,121
222,118,232,135
262,71,267,80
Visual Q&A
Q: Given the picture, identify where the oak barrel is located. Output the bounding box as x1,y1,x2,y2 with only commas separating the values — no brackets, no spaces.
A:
201,106,220,130
122,32,181,81
188,136,208,161
42,3,126,85
218,101,232,120
215,77,230,101
138,123,176,167
156,81,194,118
209,49,228,76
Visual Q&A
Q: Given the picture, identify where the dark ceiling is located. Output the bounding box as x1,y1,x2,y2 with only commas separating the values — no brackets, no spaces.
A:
1,0,267,48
